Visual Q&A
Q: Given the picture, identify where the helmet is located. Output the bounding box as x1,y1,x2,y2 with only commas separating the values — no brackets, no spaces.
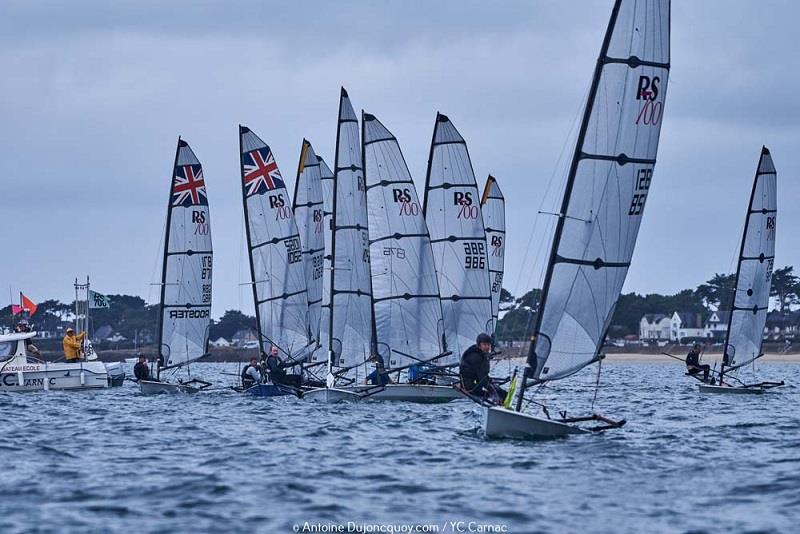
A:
476,333,492,345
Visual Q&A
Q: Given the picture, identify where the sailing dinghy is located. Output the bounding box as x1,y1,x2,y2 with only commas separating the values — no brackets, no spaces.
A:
481,176,505,336
140,139,213,395
236,126,313,397
423,113,493,367
304,89,381,403
697,147,783,394
479,0,671,438
356,111,458,402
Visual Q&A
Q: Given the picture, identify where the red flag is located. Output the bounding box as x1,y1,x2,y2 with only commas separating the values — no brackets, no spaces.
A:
19,293,37,316
11,305,23,315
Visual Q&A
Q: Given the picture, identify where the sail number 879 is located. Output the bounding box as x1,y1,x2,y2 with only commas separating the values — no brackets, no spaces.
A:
628,168,653,216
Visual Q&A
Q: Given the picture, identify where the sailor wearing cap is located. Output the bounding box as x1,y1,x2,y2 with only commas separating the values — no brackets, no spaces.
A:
62,327,87,362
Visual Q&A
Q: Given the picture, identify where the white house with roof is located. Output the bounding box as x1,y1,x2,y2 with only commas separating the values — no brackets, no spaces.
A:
640,314,671,340
704,311,730,339
670,312,706,341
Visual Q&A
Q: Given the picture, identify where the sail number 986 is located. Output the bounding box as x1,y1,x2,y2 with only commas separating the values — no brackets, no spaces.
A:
464,242,486,269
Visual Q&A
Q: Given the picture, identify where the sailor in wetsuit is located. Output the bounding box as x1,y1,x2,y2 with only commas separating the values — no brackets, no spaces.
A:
365,354,392,386
686,343,711,383
241,357,262,389
459,333,506,404
265,346,302,388
133,354,151,382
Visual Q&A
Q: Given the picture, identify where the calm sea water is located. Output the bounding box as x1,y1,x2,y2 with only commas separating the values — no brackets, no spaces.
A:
1,361,798,534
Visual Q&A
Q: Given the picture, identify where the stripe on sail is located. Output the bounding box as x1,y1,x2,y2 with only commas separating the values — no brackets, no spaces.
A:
328,88,374,372
481,175,505,334
723,147,777,370
423,113,492,360
526,0,671,383
363,112,445,370
157,138,213,369
310,155,335,364
239,126,310,359
293,139,326,347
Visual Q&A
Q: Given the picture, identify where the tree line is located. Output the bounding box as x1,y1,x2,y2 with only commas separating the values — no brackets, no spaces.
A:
3,265,798,346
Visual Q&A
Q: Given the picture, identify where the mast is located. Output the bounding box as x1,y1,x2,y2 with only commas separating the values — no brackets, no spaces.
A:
361,111,380,360
155,137,182,378
238,126,265,357
721,146,776,380
327,91,345,362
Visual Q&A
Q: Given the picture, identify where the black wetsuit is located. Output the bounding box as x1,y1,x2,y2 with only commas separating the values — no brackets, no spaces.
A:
686,350,710,382
266,354,301,388
459,344,506,403
133,362,151,382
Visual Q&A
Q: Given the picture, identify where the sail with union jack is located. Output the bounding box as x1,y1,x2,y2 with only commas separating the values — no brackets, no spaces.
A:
171,156,207,207
242,145,285,197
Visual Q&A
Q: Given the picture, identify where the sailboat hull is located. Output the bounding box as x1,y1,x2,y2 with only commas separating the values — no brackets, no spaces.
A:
698,384,766,394
303,387,361,403
483,406,588,439
243,384,292,397
346,384,461,403
139,380,200,395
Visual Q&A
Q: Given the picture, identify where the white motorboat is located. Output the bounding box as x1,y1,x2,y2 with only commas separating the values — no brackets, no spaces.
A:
0,332,110,392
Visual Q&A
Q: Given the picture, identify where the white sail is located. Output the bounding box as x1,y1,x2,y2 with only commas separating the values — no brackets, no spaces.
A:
293,140,325,347
724,147,777,370
531,0,670,382
423,113,492,360
311,155,335,364
239,126,310,359
481,176,505,334
363,112,445,369
158,139,213,368
328,88,374,371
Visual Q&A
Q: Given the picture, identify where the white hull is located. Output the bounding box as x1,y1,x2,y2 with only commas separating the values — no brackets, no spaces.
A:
0,360,109,392
698,384,766,395
139,380,199,395
347,383,461,403
303,387,361,403
483,406,588,439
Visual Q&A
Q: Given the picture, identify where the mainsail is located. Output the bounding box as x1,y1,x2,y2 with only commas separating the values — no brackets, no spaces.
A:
481,176,506,334
239,126,310,359
423,113,492,360
157,139,213,369
523,0,670,386
363,112,445,369
310,155,335,364
293,139,326,347
328,88,374,372
723,147,777,370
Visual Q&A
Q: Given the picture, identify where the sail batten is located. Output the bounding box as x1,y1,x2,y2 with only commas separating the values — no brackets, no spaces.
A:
423,113,493,360
523,0,671,385
157,138,213,369
239,126,310,358
723,147,777,370
363,112,445,369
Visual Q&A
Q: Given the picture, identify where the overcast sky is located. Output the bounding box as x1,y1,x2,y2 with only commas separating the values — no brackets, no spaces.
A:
1,1,797,317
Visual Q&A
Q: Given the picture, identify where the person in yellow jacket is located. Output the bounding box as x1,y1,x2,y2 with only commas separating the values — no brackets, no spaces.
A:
63,327,86,362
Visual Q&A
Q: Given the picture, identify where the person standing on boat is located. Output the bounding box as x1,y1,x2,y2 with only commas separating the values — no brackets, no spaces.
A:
62,327,86,362
365,353,392,386
459,333,506,404
15,320,41,357
241,357,262,389
265,346,302,388
685,343,711,383
133,354,151,382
